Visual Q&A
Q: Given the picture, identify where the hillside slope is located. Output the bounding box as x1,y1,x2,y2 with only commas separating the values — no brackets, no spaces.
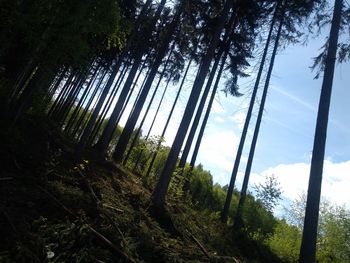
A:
0,118,282,263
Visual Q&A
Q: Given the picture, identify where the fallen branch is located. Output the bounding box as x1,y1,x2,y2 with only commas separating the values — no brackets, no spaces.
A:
13,158,21,170
218,256,240,263
0,206,17,234
75,168,128,252
36,185,137,263
88,226,136,263
0,177,13,181
76,168,100,202
102,203,124,213
186,230,211,259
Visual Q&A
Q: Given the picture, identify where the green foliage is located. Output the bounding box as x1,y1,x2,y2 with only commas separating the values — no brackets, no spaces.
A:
0,0,130,93
267,220,302,262
267,194,350,262
317,203,350,262
254,174,282,213
242,194,277,241
167,167,186,202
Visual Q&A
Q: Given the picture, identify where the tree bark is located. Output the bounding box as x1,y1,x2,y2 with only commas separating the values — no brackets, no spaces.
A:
112,6,182,163
94,0,167,155
221,2,280,223
151,0,233,208
74,0,156,158
233,2,285,229
186,47,230,192
299,0,342,262
65,65,100,133
178,12,238,169
48,70,74,117
145,58,193,177
88,63,130,144
123,52,174,165
132,77,171,170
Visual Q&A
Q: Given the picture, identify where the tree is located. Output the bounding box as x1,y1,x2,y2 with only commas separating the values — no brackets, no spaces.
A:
151,0,234,210
299,0,343,262
112,5,183,163
220,1,280,223
94,0,168,155
145,58,194,177
3,0,129,124
268,194,350,263
254,174,282,213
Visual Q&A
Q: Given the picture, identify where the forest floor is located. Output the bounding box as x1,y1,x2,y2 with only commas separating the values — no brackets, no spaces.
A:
0,117,282,263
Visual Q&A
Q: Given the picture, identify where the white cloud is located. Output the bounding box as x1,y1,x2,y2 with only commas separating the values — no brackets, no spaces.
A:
214,116,225,123
252,160,350,208
198,131,239,174
230,111,247,130
212,100,226,114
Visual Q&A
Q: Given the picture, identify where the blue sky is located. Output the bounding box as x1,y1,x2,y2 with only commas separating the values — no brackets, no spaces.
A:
192,31,350,209
114,22,350,210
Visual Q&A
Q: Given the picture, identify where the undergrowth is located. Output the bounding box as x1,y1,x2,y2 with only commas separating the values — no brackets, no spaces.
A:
0,116,283,263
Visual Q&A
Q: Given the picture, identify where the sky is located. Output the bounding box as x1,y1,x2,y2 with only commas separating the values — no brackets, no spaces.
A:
114,22,350,214
190,33,350,212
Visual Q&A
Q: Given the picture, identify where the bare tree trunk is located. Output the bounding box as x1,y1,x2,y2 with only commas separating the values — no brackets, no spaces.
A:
73,0,157,159
57,73,86,127
88,62,130,144
184,49,231,193
94,0,167,155
45,66,68,106
72,70,108,139
299,0,342,262
122,59,173,165
65,65,100,133
48,70,74,117
151,0,233,209
221,2,280,223
178,13,238,170
145,58,193,177
51,73,81,120
99,62,152,149
112,6,182,163
132,77,171,171
233,3,285,229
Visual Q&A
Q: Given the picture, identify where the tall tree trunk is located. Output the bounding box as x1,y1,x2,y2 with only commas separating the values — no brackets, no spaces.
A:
123,66,172,166
151,0,233,209
51,72,81,120
145,58,193,177
73,70,108,139
45,66,67,106
88,62,130,144
48,70,74,117
185,48,230,192
69,69,105,137
74,0,157,159
299,0,342,262
65,65,100,133
132,77,171,170
118,65,152,125
57,73,86,127
233,3,285,229
11,66,44,124
178,13,238,170
112,6,182,163
221,2,280,223
8,2,63,105
94,0,167,155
